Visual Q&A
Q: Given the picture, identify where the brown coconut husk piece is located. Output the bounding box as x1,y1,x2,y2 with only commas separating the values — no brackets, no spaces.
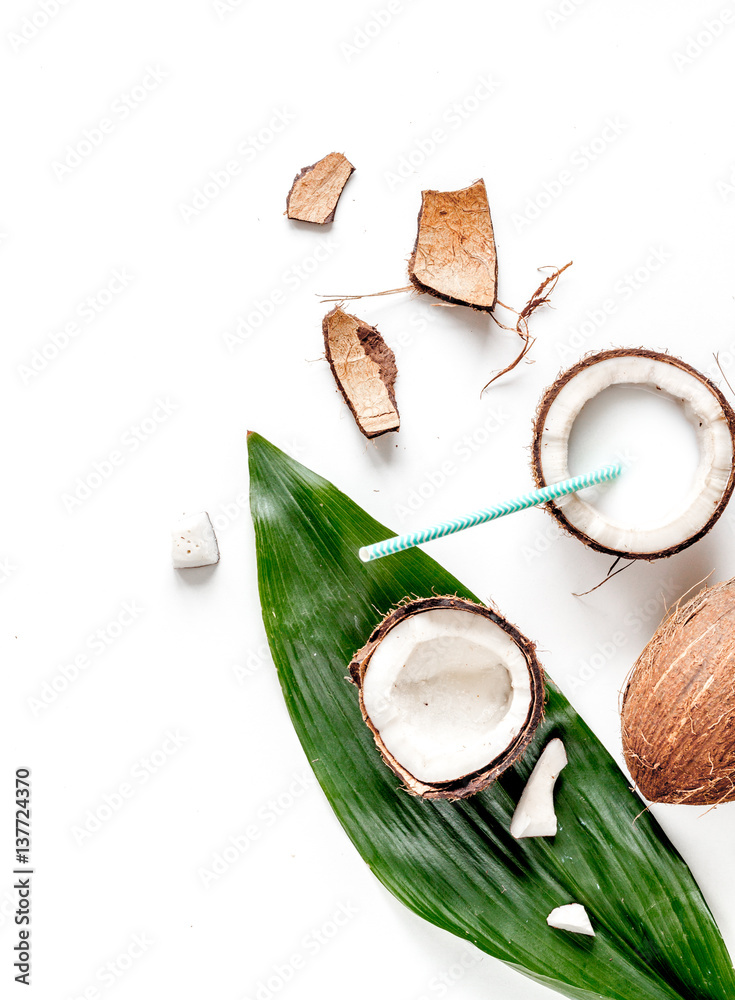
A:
323,307,399,439
349,596,546,800
531,348,735,561
408,179,498,312
621,577,735,805
481,261,573,393
319,178,570,388
286,152,355,224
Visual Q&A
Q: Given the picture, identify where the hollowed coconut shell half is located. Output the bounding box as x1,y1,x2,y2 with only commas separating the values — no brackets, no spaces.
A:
349,596,545,800
531,349,735,560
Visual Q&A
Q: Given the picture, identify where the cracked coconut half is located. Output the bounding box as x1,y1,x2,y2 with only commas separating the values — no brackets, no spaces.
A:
323,306,400,439
408,179,498,312
349,596,545,800
531,349,735,560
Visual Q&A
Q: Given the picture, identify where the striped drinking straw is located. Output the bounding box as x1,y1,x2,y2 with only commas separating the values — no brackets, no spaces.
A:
358,464,622,563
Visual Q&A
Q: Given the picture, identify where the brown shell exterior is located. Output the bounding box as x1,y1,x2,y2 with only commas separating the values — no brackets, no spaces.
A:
408,179,498,313
322,307,400,439
531,348,735,561
621,578,735,804
285,152,354,225
349,596,545,800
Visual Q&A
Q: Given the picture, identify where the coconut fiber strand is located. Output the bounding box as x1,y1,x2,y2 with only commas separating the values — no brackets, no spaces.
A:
248,432,735,1000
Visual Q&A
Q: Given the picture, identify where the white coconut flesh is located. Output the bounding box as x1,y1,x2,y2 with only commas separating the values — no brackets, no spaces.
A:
537,355,734,555
171,511,220,568
361,608,533,784
547,903,595,937
510,738,567,839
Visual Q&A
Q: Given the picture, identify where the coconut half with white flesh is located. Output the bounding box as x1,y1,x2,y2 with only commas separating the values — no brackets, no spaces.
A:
349,596,545,800
531,349,735,560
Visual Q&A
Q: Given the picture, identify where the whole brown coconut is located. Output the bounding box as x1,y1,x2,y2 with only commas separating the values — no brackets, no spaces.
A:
350,596,545,800
621,578,735,805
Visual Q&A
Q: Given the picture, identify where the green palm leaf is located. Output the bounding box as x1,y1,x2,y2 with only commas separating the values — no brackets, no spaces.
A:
248,432,735,1000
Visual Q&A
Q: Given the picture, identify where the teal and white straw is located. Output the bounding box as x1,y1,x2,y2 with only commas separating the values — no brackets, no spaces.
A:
358,464,622,563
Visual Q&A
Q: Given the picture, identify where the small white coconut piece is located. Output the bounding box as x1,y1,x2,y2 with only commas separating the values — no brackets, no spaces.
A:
172,512,220,568
546,903,595,937
510,738,567,839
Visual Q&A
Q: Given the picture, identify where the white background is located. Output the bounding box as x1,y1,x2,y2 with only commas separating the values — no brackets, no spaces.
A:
3,1,735,998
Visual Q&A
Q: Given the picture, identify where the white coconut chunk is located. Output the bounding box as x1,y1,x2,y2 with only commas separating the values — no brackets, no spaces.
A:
546,903,595,937
510,738,567,839
362,608,533,784
172,512,220,568
536,354,734,556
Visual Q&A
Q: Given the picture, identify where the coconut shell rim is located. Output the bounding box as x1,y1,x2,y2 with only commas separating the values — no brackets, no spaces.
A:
530,348,735,561
349,595,546,800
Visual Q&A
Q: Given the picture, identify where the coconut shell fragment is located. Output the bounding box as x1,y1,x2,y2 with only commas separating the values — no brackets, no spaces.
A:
286,152,354,224
323,307,399,439
349,596,545,800
621,578,735,805
408,179,498,311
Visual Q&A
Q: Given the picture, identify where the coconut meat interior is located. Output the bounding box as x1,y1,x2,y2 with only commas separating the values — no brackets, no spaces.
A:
539,355,733,554
362,608,532,784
